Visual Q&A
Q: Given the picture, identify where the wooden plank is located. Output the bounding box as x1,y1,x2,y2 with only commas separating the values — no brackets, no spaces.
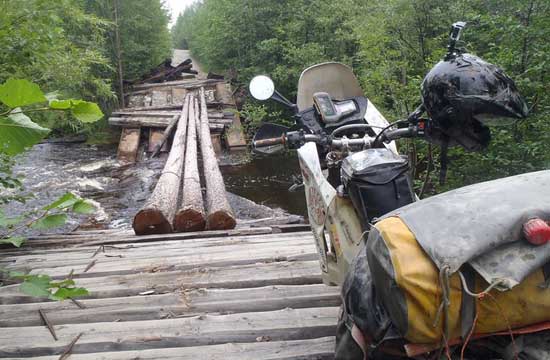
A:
0,307,338,357
147,128,168,153
132,96,190,235
18,241,317,278
116,128,141,163
8,337,335,360
5,234,315,271
3,232,315,263
131,77,197,90
8,227,274,249
0,260,325,304
150,115,179,158
216,81,246,149
0,284,339,326
211,133,223,154
109,117,225,132
112,111,180,117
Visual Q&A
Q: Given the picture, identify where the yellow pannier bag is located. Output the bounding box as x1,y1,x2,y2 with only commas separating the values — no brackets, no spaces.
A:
367,216,550,345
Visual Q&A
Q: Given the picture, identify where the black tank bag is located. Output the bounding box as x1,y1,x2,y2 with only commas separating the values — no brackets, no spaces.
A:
341,148,415,230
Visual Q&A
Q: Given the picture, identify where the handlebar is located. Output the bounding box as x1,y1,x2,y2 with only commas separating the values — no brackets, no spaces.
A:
253,126,419,151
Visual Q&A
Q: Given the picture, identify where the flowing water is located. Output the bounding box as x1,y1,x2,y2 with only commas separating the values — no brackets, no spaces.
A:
2,142,306,235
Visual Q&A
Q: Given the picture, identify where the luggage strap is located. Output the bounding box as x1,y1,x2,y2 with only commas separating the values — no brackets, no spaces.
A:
459,266,477,339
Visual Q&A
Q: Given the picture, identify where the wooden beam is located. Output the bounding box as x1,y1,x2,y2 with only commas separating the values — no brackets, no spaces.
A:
0,284,339,326
116,128,140,163
109,117,224,132
150,115,179,158
174,97,206,232
0,307,339,357
0,259,324,304
5,337,336,359
132,96,189,235
198,88,236,230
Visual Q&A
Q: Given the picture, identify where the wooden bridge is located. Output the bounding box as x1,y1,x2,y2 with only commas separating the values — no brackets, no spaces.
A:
0,227,339,359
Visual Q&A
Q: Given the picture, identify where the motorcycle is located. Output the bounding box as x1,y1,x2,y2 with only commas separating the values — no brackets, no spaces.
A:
249,22,550,359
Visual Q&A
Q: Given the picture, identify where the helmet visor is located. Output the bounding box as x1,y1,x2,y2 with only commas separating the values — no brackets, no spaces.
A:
475,113,518,126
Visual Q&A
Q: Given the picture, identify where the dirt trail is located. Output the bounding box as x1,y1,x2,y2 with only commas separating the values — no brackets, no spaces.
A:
172,49,206,79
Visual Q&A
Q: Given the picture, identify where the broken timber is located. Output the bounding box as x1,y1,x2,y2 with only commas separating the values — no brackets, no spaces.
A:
110,52,246,164
199,88,236,230
132,96,190,235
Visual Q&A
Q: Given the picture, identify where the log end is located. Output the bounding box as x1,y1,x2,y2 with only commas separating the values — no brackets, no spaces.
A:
133,208,173,235
173,208,206,232
206,210,237,231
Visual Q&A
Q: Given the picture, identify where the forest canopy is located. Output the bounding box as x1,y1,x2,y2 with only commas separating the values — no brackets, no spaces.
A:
172,0,549,193
0,0,172,134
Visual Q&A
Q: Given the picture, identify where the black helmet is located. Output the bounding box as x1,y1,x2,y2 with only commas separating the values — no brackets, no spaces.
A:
421,53,529,151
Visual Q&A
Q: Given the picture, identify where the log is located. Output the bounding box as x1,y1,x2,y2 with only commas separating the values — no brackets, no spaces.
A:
147,129,168,153
132,96,190,235
150,115,179,158
174,96,206,232
112,111,180,117
109,117,225,132
198,87,236,230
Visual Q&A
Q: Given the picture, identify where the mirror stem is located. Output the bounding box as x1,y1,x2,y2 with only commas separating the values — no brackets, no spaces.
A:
272,90,298,113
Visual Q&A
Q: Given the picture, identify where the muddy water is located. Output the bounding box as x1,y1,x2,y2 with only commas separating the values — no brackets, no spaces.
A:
219,152,307,217
3,142,306,235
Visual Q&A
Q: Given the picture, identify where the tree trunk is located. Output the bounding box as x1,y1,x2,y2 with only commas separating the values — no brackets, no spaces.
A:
198,88,236,230
113,0,125,108
132,96,190,235
174,96,206,232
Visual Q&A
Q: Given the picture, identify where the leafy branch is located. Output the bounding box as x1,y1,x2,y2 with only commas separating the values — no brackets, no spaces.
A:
0,78,102,302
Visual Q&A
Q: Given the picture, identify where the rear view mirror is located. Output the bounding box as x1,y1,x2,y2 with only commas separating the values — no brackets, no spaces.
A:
249,75,275,101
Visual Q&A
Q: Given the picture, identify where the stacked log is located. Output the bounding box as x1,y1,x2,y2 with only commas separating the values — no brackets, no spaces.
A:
198,88,236,230
173,96,206,232
132,95,190,235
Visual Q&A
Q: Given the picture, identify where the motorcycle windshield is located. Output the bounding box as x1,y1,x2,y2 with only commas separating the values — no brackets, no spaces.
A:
296,62,363,111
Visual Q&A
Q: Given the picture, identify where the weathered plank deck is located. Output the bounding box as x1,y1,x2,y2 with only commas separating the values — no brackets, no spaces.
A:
0,227,340,359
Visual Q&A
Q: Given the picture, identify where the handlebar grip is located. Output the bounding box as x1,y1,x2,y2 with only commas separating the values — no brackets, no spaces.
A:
253,136,285,148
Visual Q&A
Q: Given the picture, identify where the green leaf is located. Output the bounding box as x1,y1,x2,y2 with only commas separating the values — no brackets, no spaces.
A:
0,236,26,247
50,287,89,301
72,199,96,214
0,113,50,155
19,274,52,298
43,192,80,211
71,101,103,123
49,99,73,110
32,214,67,230
0,210,24,227
0,79,47,108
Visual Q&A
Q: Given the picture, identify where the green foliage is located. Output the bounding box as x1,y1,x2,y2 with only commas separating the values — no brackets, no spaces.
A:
4,272,89,300
1,191,98,248
179,0,549,195
0,79,47,108
0,78,103,156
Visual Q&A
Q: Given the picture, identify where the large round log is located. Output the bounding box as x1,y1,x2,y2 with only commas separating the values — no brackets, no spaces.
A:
132,95,190,235
174,96,206,232
198,88,236,230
